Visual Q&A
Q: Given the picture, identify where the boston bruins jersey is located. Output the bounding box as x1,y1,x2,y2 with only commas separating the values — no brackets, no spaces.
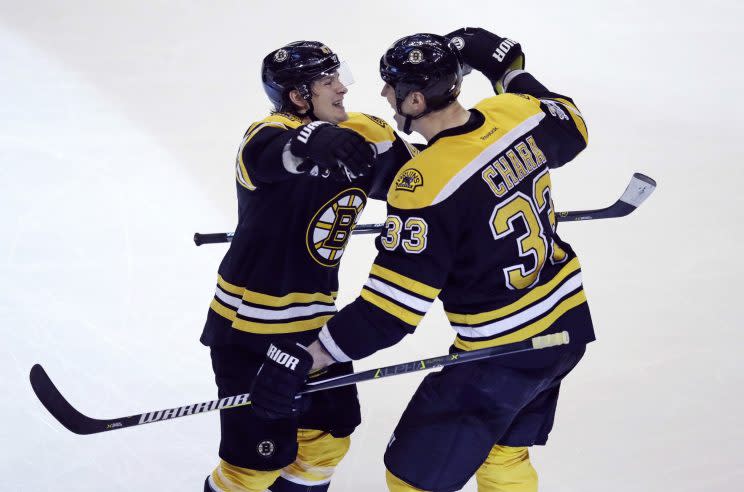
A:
319,72,595,361
200,111,417,351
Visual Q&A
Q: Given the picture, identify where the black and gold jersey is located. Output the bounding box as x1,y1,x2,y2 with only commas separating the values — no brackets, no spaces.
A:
200,112,417,351
319,72,595,361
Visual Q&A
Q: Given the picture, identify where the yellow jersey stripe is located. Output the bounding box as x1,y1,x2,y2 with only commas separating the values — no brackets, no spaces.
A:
361,288,423,326
453,290,587,351
445,258,581,324
217,275,244,296
243,289,336,307
339,113,394,144
369,264,439,300
210,297,239,322
232,315,332,334
236,157,257,190
552,97,588,144
402,139,419,158
210,299,333,334
217,276,336,307
236,122,286,190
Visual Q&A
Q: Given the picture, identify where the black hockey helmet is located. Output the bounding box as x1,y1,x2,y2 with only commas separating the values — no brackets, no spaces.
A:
262,41,343,113
379,33,464,131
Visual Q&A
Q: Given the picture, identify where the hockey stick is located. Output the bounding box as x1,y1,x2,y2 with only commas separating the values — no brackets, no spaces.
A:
193,173,656,245
193,223,382,246
30,331,568,435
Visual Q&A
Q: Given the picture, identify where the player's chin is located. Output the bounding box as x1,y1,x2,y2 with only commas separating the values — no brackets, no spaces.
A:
333,106,349,123
393,113,405,130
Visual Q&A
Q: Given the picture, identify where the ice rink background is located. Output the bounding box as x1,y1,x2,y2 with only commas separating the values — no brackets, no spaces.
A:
2,1,743,490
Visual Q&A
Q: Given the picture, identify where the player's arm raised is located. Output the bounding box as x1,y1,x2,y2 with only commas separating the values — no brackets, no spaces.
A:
447,27,588,167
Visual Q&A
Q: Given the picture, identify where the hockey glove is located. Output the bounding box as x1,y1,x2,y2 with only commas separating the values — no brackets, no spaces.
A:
249,340,313,420
446,27,524,84
290,122,375,180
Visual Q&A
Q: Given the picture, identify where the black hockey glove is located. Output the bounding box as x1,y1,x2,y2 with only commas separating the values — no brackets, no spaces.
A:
290,122,375,181
249,340,313,420
446,27,524,83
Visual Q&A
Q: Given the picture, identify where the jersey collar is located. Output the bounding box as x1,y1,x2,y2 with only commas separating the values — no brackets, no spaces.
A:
427,108,485,146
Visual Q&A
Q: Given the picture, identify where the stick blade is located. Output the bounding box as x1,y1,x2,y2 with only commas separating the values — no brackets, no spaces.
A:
30,364,100,435
619,173,657,209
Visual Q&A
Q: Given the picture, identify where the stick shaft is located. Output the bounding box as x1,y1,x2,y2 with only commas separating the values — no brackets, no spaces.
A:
30,332,568,435
193,173,656,245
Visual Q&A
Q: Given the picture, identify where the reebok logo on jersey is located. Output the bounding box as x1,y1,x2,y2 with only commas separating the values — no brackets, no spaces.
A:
267,344,301,371
296,121,327,144
395,169,424,192
492,38,517,62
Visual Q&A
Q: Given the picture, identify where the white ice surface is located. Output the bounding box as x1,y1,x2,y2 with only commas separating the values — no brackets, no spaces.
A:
2,1,743,491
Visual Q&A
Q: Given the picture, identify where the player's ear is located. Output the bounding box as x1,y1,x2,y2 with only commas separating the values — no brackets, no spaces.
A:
288,89,310,112
408,91,427,112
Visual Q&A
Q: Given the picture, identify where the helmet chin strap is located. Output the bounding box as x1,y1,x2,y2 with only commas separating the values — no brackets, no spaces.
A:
301,101,319,121
396,98,428,135
295,83,319,121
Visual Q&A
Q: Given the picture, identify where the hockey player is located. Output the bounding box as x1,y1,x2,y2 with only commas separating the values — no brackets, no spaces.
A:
250,29,595,491
201,41,417,492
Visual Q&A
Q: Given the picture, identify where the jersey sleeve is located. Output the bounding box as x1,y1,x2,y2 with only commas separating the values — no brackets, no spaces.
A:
368,131,419,199
236,121,298,188
339,113,419,200
318,198,459,361
498,70,588,167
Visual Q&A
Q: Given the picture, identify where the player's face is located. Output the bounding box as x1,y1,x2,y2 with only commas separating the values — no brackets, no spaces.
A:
310,72,348,124
381,83,404,129
381,83,418,131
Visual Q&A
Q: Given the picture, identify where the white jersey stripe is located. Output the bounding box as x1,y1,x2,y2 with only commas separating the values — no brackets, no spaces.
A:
432,112,545,206
364,278,433,314
237,302,336,321
453,273,582,338
214,287,336,320
318,324,352,363
214,286,241,308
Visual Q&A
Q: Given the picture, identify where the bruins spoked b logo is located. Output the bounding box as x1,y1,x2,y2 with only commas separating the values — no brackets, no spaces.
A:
306,188,367,267
257,440,275,457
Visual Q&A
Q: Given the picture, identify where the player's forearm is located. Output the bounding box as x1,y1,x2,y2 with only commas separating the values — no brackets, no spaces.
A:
317,301,410,363
306,340,337,371
498,70,552,97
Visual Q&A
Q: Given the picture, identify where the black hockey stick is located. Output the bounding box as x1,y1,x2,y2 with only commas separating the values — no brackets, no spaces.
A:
30,331,568,435
193,173,656,245
193,224,382,246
